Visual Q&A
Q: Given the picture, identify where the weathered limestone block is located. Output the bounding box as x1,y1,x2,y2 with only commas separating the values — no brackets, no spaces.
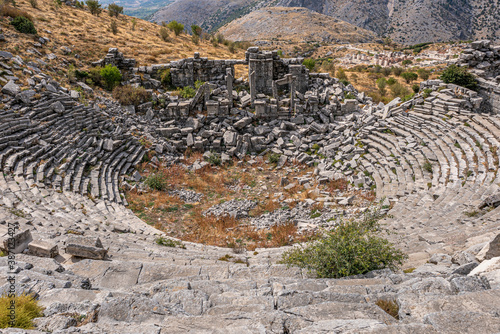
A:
1,228,32,254
65,236,107,260
28,239,59,258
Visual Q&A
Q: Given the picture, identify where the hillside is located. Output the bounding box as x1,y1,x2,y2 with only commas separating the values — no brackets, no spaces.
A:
151,0,500,45
218,7,376,44
0,0,245,84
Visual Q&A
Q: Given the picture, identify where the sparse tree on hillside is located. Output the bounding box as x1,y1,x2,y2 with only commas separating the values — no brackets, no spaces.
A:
108,3,123,18
167,20,184,36
401,72,418,84
85,0,102,16
191,24,202,36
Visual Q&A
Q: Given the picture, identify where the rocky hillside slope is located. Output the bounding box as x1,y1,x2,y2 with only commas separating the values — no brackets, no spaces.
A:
218,7,376,44
151,0,500,45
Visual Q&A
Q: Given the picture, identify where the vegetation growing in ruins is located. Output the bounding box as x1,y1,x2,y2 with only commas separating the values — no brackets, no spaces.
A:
112,85,151,106
99,64,122,90
303,58,316,71
280,208,407,278
0,294,44,329
440,64,478,90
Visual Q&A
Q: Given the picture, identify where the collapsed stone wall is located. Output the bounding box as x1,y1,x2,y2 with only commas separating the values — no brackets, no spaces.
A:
458,40,500,114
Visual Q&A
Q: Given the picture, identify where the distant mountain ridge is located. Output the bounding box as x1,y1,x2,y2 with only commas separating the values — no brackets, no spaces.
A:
218,7,377,44
150,0,500,45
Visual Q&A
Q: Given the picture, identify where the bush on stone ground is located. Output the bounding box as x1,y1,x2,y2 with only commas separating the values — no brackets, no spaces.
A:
417,68,430,80
10,16,37,34
0,294,44,329
280,208,407,278
440,64,477,91
392,67,404,76
100,64,122,90
144,172,167,191
160,69,172,88
112,85,150,106
178,86,196,98
205,152,221,166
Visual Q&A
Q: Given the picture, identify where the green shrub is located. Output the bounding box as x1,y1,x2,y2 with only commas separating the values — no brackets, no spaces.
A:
107,3,123,17
280,209,407,278
392,67,404,76
159,26,170,42
0,294,44,329
381,67,392,76
191,34,199,45
344,92,356,100
422,88,433,98
10,16,37,34
110,20,118,35
228,41,236,53
156,236,185,248
386,77,397,85
179,86,196,98
75,0,84,8
402,59,413,66
268,153,281,164
131,18,136,31
191,24,202,36
145,172,167,190
160,69,172,88
401,72,418,83
376,77,387,96
417,68,430,80
423,160,433,173
167,20,184,36
337,67,348,82
390,82,410,98
303,58,316,71
440,64,477,90
85,0,101,15
412,84,420,93
112,85,151,106
100,64,122,90
206,152,221,166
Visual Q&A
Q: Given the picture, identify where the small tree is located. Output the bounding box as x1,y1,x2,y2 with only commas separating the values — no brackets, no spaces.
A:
303,58,316,71
131,18,136,31
440,64,477,90
167,20,184,36
191,24,202,36
159,26,169,42
376,77,387,96
417,68,430,80
110,20,118,34
100,64,122,90
401,72,418,84
392,66,404,76
85,0,101,15
108,3,123,17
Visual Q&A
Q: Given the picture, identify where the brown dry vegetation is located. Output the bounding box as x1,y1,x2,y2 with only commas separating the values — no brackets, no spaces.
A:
125,156,325,250
126,152,379,250
0,0,247,89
